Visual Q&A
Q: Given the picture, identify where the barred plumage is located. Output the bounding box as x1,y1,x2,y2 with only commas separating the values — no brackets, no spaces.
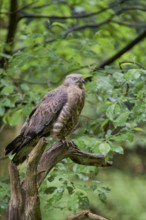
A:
5,74,85,165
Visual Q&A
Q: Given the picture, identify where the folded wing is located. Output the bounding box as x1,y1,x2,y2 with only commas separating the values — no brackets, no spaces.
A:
5,86,67,164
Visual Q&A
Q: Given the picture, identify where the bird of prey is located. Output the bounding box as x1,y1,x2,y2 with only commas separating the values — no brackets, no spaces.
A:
5,73,85,165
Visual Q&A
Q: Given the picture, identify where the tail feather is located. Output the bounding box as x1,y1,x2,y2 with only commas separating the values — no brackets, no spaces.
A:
12,146,31,165
5,135,23,155
5,135,34,165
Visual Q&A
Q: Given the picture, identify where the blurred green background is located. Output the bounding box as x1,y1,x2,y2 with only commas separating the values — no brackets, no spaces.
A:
1,0,146,219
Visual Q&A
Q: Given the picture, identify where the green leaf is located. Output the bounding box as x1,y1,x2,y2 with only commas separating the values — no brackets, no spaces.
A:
68,189,89,211
52,22,67,29
114,112,130,126
98,187,111,203
134,81,144,91
45,187,57,194
111,133,134,142
46,187,64,207
1,86,15,95
4,110,22,126
1,98,15,107
124,69,140,81
133,127,143,131
99,142,111,155
106,104,116,121
113,71,124,82
114,146,124,154
20,84,29,91
67,186,74,195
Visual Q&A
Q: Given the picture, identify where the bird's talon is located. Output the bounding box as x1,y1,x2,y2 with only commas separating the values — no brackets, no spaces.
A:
62,140,74,147
43,137,48,144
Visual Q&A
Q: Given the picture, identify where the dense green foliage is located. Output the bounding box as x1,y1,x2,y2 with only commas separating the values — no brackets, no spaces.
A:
1,0,146,219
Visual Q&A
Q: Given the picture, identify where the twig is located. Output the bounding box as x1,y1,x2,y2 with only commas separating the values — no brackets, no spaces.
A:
18,8,109,20
95,29,146,69
64,65,91,75
119,60,145,70
63,5,146,37
65,210,108,220
64,18,111,37
111,20,146,28
16,1,37,13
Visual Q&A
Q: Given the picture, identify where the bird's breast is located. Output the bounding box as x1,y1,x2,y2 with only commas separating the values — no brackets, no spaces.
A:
51,103,72,138
51,86,85,139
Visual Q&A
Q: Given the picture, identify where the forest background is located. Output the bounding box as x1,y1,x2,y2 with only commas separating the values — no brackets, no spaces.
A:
1,0,146,219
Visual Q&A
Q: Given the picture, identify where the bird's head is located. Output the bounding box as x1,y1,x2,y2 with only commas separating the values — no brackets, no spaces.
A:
63,73,85,88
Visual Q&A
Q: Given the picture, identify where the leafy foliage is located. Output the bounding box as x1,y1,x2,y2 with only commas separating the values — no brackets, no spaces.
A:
0,177,10,213
1,0,146,219
91,171,146,220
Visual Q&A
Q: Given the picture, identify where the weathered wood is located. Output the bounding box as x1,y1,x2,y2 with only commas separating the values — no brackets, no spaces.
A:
37,141,111,186
65,210,108,220
24,138,47,220
7,139,111,220
8,162,24,220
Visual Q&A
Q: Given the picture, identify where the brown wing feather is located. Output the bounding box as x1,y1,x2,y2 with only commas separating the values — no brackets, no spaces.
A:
5,86,67,164
21,86,67,138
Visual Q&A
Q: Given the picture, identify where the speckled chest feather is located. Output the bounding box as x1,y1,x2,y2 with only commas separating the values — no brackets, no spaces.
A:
51,85,85,139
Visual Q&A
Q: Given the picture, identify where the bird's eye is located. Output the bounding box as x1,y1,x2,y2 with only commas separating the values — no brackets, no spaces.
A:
73,77,77,81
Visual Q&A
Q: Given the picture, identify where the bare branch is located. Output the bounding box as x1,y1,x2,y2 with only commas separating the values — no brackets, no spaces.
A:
64,5,146,37
8,162,24,220
15,1,37,13
24,138,47,220
64,18,111,37
4,0,18,48
117,5,146,13
111,20,146,28
18,8,109,21
69,143,110,167
12,38,55,54
0,0,18,68
95,29,146,69
17,4,146,21
65,210,108,220
32,3,52,9
10,3,146,56
37,141,111,186
25,138,47,192
37,141,71,186
119,60,145,70
64,18,146,38
7,139,111,219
